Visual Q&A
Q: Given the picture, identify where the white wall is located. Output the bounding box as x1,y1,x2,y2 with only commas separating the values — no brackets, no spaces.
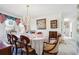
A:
30,14,62,37
0,4,77,40
29,5,77,38
75,7,79,42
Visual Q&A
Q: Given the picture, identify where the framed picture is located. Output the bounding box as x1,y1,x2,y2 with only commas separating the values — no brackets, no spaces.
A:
77,16,79,21
77,29,79,32
64,21,70,28
37,18,46,29
50,20,57,28
77,24,79,33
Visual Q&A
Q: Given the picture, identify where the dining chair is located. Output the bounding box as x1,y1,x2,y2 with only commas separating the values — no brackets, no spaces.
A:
7,34,13,54
11,34,22,55
7,34,12,44
20,35,37,55
49,31,57,43
43,36,59,55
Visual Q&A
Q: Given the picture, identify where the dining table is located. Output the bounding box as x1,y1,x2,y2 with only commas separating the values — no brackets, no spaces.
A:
31,37,45,55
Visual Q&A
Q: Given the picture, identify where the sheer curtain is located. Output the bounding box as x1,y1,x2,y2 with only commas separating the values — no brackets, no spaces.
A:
21,16,31,32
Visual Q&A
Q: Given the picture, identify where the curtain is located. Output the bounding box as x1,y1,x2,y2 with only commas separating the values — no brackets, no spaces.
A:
0,14,6,21
21,16,31,32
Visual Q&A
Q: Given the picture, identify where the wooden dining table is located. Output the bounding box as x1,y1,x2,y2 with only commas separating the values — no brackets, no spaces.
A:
0,42,12,55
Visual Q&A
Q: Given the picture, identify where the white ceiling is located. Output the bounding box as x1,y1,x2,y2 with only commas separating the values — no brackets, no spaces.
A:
0,4,77,18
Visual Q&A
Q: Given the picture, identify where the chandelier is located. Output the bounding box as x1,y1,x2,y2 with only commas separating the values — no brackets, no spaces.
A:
26,5,31,32
26,5,30,17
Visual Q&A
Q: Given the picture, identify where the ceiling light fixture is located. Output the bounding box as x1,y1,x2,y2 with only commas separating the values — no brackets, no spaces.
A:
26,5,31,32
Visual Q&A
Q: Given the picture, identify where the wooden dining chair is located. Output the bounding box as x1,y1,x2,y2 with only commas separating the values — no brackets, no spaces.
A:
11,34,22,55
7,34,14,54
43,36,59,55
49,31,57,42
7,34,12,44
20,35,37,55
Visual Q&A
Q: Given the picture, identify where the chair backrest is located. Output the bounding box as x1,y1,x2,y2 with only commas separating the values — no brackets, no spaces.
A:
49,31,57,42
20,35,30,46
20,35,30,54
49,35,60,53
11,34,18,45
45,36,59,54
7,34,12,44
49,31,57,38
37,32,42,34
36,32,43,37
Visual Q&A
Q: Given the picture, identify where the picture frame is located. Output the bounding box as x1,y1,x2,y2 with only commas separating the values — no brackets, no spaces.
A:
50,20,57,29
77,29,79,32
77,24,79,33
64,21,70,28
77,16,79,21
37,18,46,29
